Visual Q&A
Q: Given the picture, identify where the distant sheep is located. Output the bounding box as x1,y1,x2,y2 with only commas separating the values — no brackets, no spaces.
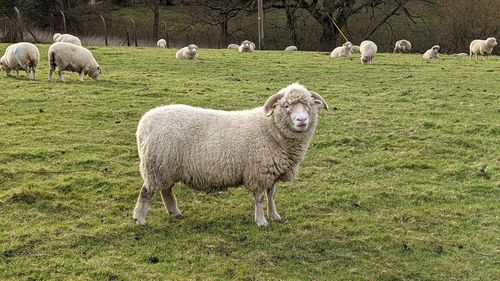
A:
454,53,468,57
351,45,360,53
157,39,167,48
330,41,353,58
469,37,497,59
423,45,441,59
285,46,298,52
227,44,240,49
239,40,256,52
133,83,329,227
54,33,82,46
0,42,40,80
48,42,101,82
176,44,198,60
394,39,412,53
360,40,377,64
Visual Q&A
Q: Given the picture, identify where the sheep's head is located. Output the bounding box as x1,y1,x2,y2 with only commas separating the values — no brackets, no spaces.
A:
241,40,252,51
343,41,353,50
361,56,370,65
432,45,441,53
187,44,198,55
53,33,61,42
486,37,497,47
88,66,101,81
264,83,328,135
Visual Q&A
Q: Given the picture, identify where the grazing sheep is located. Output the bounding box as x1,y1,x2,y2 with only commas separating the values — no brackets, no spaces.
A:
423,45,441,59
0,42,40,80
351,45,360,53
53,33,62,42
394,39,412,53
239,40,256,52
133,83,329,227
330,41,353,58
360,40,377,64
176,44,198,60
54,33,82,46
469,37,497,59
285,46,298,52
227,44,240,49
157,39,167,48
48,42,101,82
454,53,468,57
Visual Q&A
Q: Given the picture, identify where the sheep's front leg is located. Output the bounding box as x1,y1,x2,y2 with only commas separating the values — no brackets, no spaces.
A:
79,71,84,82
254,190,268,227
133,185,156,225
160,185,182,217
266,185,282,222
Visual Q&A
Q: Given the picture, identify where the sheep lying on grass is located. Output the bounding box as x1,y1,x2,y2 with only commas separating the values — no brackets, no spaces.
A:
470,37,497,59
0,42,39,80
176,44,198,60
53,33,82,46
285,46,298,52
157,39,167,48
239,40,256,52
227,44,240,49
394,39,412,53
48,42,101,82
351,45,360,53
133,83,328,227
360,40,377,64
423,45,441,59
330,41,353,58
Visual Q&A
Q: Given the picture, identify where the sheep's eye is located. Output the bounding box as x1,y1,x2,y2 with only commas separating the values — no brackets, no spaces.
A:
283,103,290,109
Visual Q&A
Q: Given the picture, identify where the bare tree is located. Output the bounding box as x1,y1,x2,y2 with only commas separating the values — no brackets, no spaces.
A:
270,0,437,51
144,0,161,41
183,0,254,47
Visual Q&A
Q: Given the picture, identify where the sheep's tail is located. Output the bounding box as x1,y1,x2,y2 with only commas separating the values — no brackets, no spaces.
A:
49,50,56,68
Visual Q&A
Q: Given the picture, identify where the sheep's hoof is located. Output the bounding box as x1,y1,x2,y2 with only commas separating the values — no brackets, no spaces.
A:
169,210,182,217
133,215,147,226
256,220,269,227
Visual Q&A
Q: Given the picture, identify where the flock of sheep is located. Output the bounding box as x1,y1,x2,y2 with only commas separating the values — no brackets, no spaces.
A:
0,33,497,227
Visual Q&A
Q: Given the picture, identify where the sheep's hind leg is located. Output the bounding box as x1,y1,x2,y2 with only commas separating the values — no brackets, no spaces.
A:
266,185,282,222
133,185,156,225
160,183,182,217
254,190,268,227
48,66,55,81
79,71,84,82
58,68,65,82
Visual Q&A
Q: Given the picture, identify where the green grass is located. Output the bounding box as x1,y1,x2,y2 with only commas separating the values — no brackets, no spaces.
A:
0,44,499,280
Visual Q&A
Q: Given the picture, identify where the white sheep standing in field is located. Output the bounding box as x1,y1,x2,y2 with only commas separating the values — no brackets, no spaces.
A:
469,37,497,59
423,45,441,59
360,40,377,64
394,39,412,53
54,33,82,46
0,42,40,80
285,46,298,52
227,44,240,49
239,40,256,52
48,42,101,82
157,39,167,48
133,83,329,227
330,41,353,58
351,45,360,53
176,44,198,60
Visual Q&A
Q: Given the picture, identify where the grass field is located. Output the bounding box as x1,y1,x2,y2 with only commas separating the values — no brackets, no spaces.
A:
0,44,499,280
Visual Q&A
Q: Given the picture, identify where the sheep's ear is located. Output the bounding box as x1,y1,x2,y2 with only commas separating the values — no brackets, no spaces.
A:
263,93,284,116
310,91,329,110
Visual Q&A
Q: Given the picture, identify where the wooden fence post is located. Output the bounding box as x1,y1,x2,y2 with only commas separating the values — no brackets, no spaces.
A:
14,7,24,41
99,15,108,46
60,10,67,33
131,19,138,47
162,20,169,48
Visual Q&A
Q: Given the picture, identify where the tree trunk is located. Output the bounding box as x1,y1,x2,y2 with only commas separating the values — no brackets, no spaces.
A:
220,21,228,47
318,15,337,51
152,1,160,41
